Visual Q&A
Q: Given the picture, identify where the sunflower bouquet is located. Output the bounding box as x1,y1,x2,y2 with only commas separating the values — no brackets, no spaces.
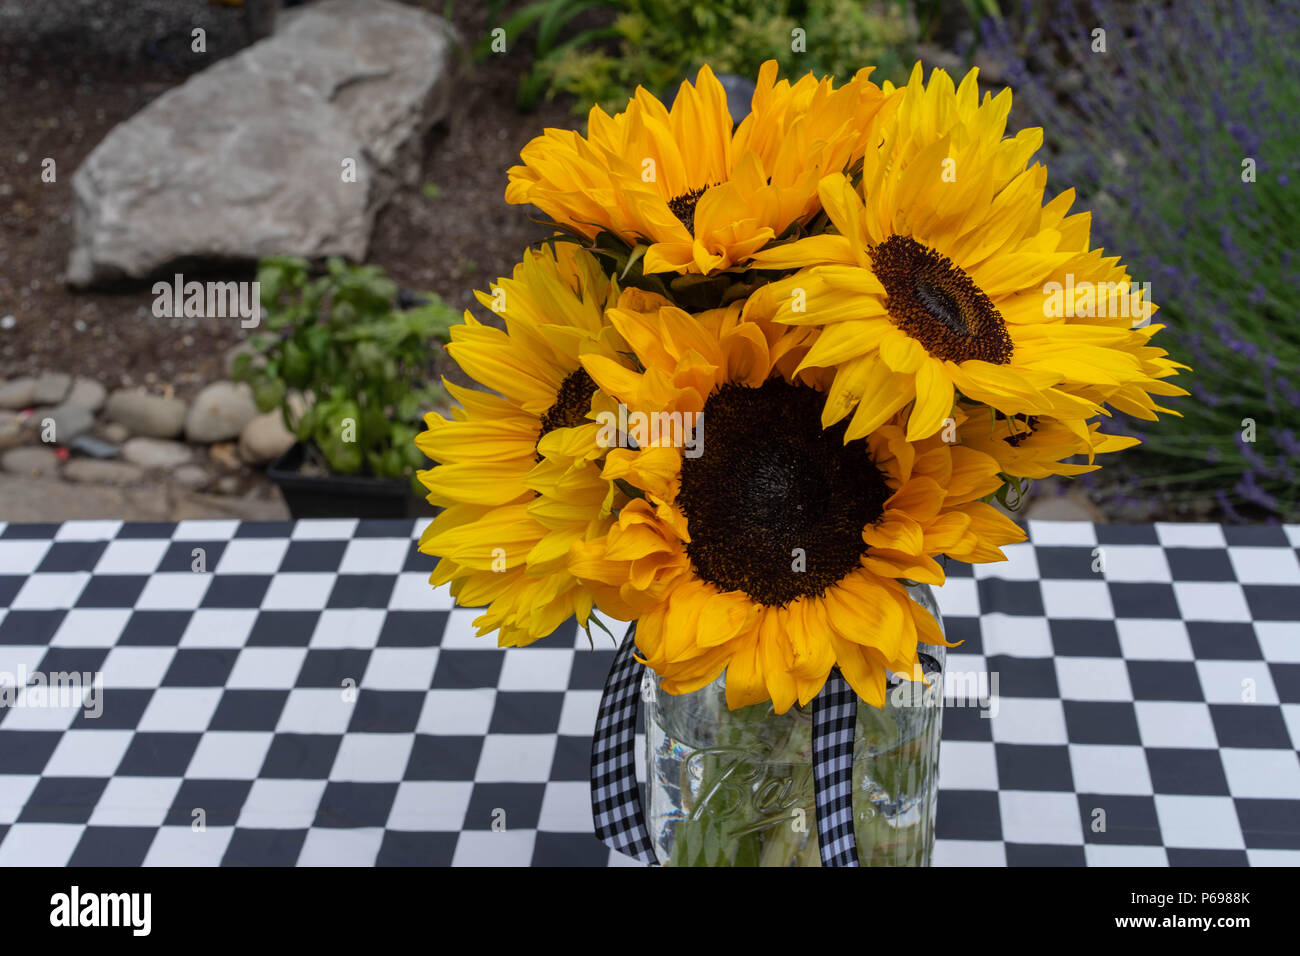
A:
415,62,1186,866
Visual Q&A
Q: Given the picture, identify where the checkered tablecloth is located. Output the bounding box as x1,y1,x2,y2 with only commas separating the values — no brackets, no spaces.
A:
0,517,1297,866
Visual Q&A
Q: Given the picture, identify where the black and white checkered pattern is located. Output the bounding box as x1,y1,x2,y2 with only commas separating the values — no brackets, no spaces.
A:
0,517,1297,865
811,669,859,866
590,623,656,864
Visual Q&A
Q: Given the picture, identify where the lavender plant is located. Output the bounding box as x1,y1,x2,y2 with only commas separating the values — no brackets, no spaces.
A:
983,0,1300,520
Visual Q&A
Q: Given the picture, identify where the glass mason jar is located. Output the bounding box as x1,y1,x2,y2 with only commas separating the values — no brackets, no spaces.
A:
645,584,945,867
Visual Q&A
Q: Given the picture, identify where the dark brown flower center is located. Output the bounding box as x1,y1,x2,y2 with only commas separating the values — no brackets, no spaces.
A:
870,234,1013,365
677,378,889,607
537,368,597,449
667,185,711,237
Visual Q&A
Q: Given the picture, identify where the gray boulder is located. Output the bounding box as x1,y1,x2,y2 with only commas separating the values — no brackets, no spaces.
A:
66,0,458,287
0,378,37,410
64,459,145,486
239,409,297,466
172,464,212,491
66,377,108,412
2,446,60,478
123,437,194,470
186,382,259,444
105,390,189,439
33,372,72,405
0,412,22,450
45,404,97,445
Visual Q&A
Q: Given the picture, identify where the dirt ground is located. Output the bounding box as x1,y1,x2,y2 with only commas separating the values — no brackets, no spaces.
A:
0,0,578,395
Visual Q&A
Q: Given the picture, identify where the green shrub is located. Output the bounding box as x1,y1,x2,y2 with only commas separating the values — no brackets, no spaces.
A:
484,0,923,114
235,257,457,486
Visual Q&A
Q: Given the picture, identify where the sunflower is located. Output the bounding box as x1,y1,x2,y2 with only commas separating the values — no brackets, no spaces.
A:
415,243,628,646
745,64,1187,443
505,61,900,276
955,403,1139,480
568,295,1024,712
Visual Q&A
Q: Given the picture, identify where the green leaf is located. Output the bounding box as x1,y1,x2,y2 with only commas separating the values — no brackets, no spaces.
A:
353,341,387,379
517,65,551,111
253,379,286,414
282,341,312,390
293,405,315,442
315,398,363,474
472,1,554,60
382,447,404,479
537,0,600,55
541,24,622,62
396,392,422,423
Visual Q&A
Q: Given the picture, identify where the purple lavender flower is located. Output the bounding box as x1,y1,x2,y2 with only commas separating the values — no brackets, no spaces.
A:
979,0,1300,521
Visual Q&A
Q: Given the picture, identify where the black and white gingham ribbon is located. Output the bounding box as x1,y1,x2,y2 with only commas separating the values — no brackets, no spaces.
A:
590,624,862,866
590,622,657,864
810,669,860,866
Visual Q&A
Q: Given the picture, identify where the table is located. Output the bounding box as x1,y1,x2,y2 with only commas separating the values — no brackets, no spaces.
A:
0,517,1297,866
